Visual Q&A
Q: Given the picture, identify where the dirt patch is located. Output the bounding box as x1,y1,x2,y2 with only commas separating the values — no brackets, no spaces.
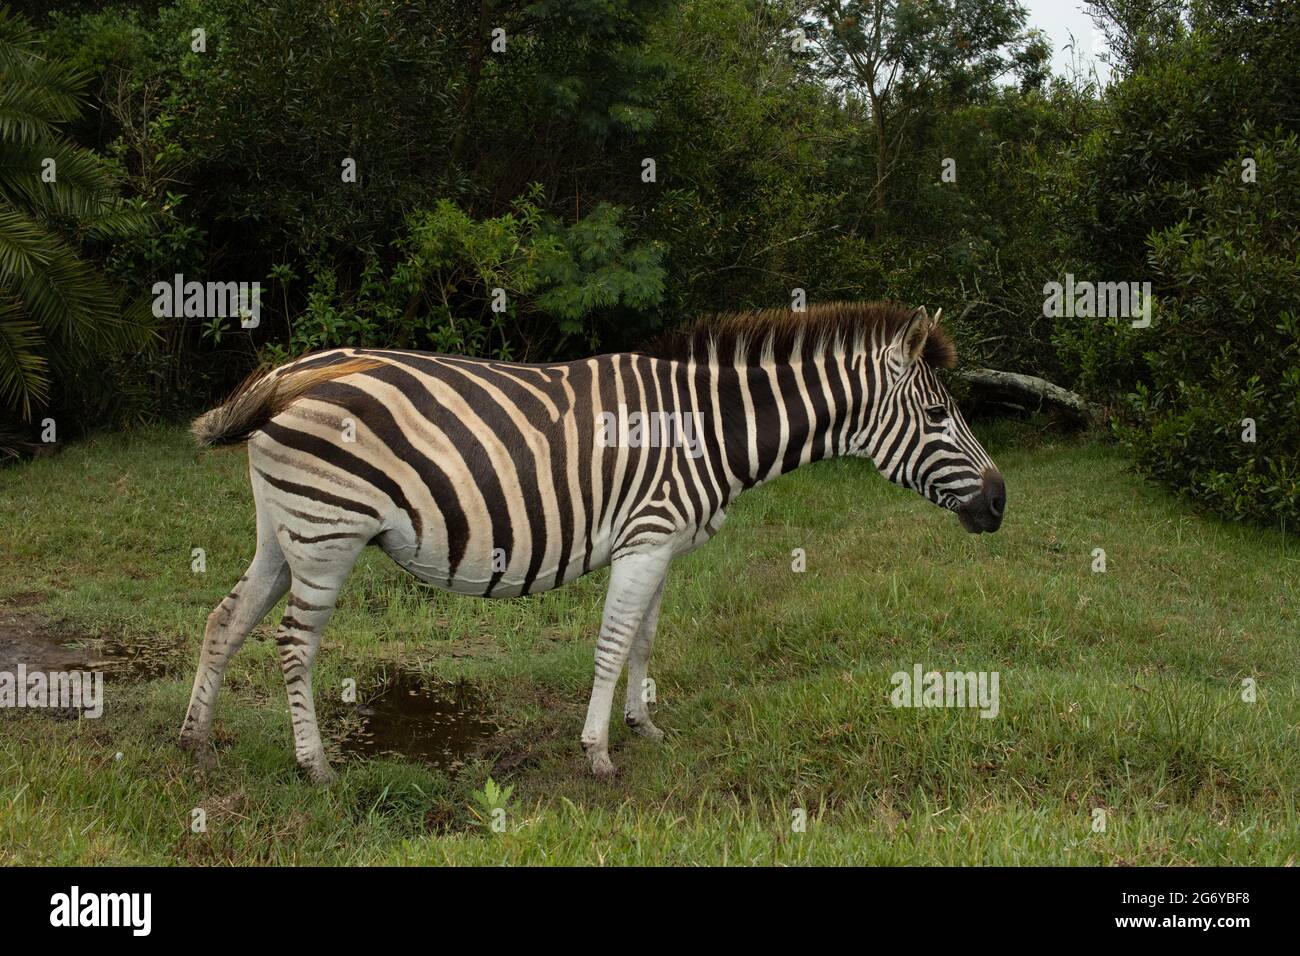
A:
0,609,184,683
334,669,498,771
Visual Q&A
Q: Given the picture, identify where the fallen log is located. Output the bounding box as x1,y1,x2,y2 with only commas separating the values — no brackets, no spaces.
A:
952,367,1105,421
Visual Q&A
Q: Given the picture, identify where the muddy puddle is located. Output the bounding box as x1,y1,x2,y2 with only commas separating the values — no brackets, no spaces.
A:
337,670,498,771
0,609,183,684
1,603,496,769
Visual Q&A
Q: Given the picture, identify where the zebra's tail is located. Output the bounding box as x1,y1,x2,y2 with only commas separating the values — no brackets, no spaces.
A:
191,357,384,448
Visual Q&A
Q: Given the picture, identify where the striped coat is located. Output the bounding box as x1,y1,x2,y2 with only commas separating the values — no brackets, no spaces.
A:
180,302,1005,780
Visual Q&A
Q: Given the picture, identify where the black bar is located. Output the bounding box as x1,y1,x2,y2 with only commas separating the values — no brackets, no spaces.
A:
2,866,1289,940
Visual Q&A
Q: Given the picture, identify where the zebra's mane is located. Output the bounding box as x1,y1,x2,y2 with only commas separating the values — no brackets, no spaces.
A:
645,301,957,369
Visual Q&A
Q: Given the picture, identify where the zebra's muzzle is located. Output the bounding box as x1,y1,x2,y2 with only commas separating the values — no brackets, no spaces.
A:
957,469,1005,534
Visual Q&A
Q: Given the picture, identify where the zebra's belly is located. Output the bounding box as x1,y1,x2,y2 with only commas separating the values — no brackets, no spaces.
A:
379,527,615,599
371,493,725,598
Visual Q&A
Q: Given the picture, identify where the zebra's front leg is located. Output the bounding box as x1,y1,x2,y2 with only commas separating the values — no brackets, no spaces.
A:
624,576,666,741
582,549,672,778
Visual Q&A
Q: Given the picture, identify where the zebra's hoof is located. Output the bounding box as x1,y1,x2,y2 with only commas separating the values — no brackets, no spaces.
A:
625,714,664,741
178,733,215,769
588,752,618,779
300,760,337,786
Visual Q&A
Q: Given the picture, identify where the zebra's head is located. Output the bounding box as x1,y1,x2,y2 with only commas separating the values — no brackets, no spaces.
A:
856,306,1005,534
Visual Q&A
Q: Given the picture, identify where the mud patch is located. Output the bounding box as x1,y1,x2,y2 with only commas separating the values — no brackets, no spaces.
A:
336,670,498,771
0,610,184,683
4,591,50,608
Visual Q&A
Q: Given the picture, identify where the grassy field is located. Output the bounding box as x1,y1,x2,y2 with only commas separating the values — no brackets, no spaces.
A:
0,421,1296,865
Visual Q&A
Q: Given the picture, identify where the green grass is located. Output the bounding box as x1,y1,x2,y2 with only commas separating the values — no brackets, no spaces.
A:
0,421,1297,865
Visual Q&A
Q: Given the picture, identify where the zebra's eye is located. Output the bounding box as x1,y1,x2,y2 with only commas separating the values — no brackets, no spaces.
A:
925,404,949,425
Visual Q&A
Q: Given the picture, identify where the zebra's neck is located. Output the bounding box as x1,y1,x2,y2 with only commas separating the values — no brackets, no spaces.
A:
689,345,870,495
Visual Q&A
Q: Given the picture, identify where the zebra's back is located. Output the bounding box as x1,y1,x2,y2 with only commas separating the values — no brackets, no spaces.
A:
248,347,719,599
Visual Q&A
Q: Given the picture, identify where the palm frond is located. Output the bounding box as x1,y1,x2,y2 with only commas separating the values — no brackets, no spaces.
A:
0,293,48,417
0,5,156,422
0,138,135,223
6,235,123,354
0,56,89,127
81,203,156,241
0,6,40,69
0,204,55,278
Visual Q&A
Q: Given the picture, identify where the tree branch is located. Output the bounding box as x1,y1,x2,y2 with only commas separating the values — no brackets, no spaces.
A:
952,366,1105,421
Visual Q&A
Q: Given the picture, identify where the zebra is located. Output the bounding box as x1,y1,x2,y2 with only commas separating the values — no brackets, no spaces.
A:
179,301,1005,781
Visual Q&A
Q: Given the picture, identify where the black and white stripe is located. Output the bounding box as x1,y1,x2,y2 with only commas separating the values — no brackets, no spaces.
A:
179,301,1004,779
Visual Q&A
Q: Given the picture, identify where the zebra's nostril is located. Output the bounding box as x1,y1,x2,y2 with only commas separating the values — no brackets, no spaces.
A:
980,468,1006,520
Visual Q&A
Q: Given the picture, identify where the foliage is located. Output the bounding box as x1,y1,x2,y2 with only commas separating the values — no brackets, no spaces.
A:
875,79,1101,378
520,0,673,141
1120,135,1300,527
808,0,1042,236
635,0,856,319
8,0,1300,525
0,5,153,428
156,0,460,258
1049,0,1300,523
254,189,666,364
469,776,514,832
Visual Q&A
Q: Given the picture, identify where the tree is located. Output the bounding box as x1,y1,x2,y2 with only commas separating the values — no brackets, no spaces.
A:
0,7,152,424
1084,0,1188,75
806,0,1038,236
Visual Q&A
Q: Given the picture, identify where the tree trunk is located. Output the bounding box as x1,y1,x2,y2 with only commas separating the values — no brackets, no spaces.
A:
870,93,887,240
449,2,489,169
953,367,1105,421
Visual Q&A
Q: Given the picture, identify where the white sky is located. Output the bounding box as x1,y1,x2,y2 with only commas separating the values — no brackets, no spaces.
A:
1020,0,1113,84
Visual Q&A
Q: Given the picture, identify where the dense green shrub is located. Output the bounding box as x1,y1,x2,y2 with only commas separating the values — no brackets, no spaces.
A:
245,190,665,364
1120,135,1300,527
886,80,1101,378
1044,0,1300,524
635,0,854,319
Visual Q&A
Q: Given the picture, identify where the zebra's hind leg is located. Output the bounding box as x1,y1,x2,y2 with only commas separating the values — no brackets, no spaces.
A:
272,534,369,785
582,548,673,778
269,566,362,784
180,541,291,765
623,575,667,741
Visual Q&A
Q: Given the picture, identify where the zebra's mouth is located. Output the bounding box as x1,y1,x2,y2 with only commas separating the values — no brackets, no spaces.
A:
956,469,1006,534
958,506,995,534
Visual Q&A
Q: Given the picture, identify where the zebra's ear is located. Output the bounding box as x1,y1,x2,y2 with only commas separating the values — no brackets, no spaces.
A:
897,306,931,366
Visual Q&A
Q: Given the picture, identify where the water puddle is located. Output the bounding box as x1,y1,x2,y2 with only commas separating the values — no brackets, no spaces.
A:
0,606,497,770
0,610,183,684
338,669,497,771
